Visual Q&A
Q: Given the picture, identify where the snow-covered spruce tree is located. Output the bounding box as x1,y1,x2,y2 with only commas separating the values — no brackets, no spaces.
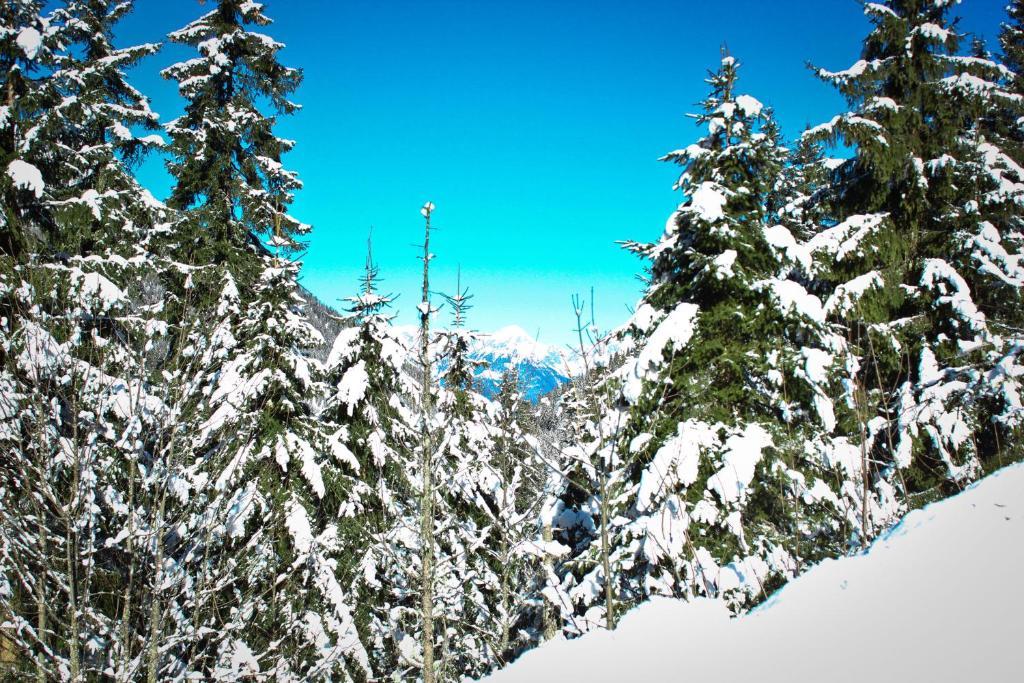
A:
423,278,550,678
157,2,369,679
439,269,482,415
557,55,852,619
319,237,419,680
478,368,549,666
942,28,1024,470
428,274,503,679
162,0,301,270
1002,0,1024,96
807,0,1024,517
979,3,1024,172
1,0,57,260
545,294,630,635
45,0,163,255
1,3,183,679
993,0,1024,330
190,247,369,681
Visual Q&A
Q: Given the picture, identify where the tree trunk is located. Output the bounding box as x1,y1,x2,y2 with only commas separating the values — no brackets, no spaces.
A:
598,474,614,630
541,523,557,642
419,203,436,683
35,519,47,683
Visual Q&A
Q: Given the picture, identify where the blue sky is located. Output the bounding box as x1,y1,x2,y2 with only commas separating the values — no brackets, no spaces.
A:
120,0,1007,347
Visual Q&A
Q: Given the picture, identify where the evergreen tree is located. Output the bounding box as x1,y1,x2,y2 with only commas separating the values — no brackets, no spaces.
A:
319,237,418,680
45,0,163,256
547,294,629,634
556,55,852,623
191,250,368,680
428,281,549,677
1,2,179,678
480,369,548,664
162,0,303,268
428,283,499,679
1,0,57,260
1002,0,1024,84
808,0,1024,517
157,2,371,678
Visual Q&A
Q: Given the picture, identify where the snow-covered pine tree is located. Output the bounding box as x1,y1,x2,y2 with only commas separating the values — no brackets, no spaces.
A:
439,268,482,415
937,30,1024,472
807,0,1024,520
992,0,1024,369
545,292,629,635
162,0,302,269
1,2,182,678
479,368,548,665
429,273,503,678
157,2,370,679
423,275,549,678
319,236,419,680
1,0,56,260
556,54,852,620
197,249,369,680
981,2,1024,172
45,0,163,255
1003,0,1024,91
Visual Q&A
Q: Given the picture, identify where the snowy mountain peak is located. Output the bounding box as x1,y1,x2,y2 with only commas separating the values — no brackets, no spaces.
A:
478,325,567,366
489,324,536,344
388,324,574,401
469,326,571,400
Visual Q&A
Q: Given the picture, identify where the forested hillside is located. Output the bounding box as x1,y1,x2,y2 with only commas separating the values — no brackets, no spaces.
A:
1,1,1021,681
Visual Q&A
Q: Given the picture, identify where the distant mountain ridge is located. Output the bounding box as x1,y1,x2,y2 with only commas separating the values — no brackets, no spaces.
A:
391,324,578,402
464,325,575,401
301,285,603,402
298,283,584,402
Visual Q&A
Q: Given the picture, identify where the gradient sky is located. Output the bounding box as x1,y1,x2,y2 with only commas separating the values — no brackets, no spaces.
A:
118,0,1007,347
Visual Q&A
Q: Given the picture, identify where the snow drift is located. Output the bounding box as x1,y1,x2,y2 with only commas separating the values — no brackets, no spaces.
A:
484,463,1024,683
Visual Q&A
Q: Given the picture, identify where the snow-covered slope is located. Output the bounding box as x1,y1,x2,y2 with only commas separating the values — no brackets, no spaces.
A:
484,463,1024,683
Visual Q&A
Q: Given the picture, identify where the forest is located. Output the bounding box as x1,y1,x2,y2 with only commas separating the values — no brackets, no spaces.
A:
1,0,1022,681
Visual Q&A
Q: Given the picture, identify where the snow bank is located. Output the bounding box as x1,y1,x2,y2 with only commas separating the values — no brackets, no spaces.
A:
484,463,1024,683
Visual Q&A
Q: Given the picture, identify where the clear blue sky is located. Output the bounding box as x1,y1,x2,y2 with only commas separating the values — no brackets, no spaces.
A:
119,0,1006,347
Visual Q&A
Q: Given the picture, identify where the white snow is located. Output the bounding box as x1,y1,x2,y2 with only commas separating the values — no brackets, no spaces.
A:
224,484,259,539
484,463,1024,683
634,302,700,376
16,27,42,60
734,94,763,118
69,269,126,309
864,2,898,18
711,249,737,279
808,213,888,263
802,348,836,431
335,360,370,416
689,182,727,222
756,278,825,323
817,59,877,82
920,258,984,331
285,497,314,556
214,639,260,679
482,324,569,367
708,423,772,504
635,420,718,512
824,270,884,316
914,22,952,43
763,224,812,273
7,160,44,198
